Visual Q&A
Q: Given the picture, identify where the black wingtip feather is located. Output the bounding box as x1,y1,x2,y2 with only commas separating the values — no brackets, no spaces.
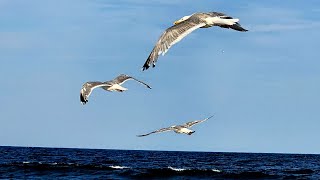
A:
142,58,151,71
80,93,87,105
232,23,248,32
142,52,157,71
142,54,152,71
142,64,149,71
142,62,156,71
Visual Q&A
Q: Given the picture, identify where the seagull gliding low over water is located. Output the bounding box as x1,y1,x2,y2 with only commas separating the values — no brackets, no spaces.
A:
137,115,214,137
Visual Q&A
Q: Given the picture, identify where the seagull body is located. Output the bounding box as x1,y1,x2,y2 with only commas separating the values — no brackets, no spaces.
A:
172,126,196,135
142,12,248,70
80,74,151,105
137,115,214,137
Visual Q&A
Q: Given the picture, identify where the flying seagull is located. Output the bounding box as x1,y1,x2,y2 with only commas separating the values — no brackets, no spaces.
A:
137,115,214,137
80,74,151,105
142,12,248,70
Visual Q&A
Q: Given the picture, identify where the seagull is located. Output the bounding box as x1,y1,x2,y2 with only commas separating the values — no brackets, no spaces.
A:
80,74,152,105
142,12,248,70
137,115,214,137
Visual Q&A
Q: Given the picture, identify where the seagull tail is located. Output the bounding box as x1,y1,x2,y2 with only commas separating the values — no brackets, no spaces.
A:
230,22,248,32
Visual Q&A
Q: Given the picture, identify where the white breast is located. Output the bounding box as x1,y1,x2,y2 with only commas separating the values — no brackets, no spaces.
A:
177,128,193,134
107,84,128,91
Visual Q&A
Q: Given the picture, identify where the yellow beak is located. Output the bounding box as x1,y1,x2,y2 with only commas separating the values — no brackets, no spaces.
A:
173,21,179,25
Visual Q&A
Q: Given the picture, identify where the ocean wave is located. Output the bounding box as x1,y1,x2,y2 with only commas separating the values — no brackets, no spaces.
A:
212,169,221,172
0,162,125,171
109,165,129,169
284,169,314,174
0,162,224,178
132,167,223,178
167,166,221,173
168,166,186,171
0,162,311,179
222,171,279,179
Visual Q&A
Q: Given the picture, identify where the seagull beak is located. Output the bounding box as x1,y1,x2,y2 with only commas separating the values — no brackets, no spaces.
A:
173,20,179,25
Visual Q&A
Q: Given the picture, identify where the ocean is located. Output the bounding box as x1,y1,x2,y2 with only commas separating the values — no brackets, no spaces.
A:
0,146,319,179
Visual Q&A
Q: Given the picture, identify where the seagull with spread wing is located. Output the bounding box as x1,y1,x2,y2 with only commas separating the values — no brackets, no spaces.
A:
80,74,151,105
142,12,248,70
137,115,214,137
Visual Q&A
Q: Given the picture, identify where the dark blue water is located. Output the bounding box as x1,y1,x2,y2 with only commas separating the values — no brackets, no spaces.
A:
0,146,319,179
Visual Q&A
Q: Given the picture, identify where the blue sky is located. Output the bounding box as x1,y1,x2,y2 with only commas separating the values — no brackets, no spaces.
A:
0,0,319,154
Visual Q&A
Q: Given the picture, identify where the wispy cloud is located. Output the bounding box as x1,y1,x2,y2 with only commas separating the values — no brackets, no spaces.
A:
239,3,320,33
250,22,320,32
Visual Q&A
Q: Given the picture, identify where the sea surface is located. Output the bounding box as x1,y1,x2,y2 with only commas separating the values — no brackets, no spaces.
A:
0,146,319,179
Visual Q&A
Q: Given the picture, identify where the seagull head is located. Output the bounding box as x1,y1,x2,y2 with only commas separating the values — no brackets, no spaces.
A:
174,15,191,25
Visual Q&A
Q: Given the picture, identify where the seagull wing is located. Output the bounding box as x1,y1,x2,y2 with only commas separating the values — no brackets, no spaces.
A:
183,115,214,128
137,127,174,137
128,77,152,89
206,12,228,17
114,74,152,89
112,74,132,85
80,81,111,105
142,18,206,70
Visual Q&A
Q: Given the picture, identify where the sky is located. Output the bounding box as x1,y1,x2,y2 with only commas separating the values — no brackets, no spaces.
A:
0,0,319,154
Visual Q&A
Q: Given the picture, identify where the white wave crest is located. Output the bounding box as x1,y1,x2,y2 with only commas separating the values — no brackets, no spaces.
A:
168,166,186,171
212,169,221,172
109,165,129,169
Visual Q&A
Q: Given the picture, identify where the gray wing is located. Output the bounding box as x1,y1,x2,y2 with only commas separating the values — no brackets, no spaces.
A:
137,127,174,137
142,17,206,70
129,77,152,89
206,12,228,17
80,81,111,105
183,115,214,128
112,74,132,84
113,74,152,89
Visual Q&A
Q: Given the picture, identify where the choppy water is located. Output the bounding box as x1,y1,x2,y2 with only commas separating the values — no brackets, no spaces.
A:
1,146,319,179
